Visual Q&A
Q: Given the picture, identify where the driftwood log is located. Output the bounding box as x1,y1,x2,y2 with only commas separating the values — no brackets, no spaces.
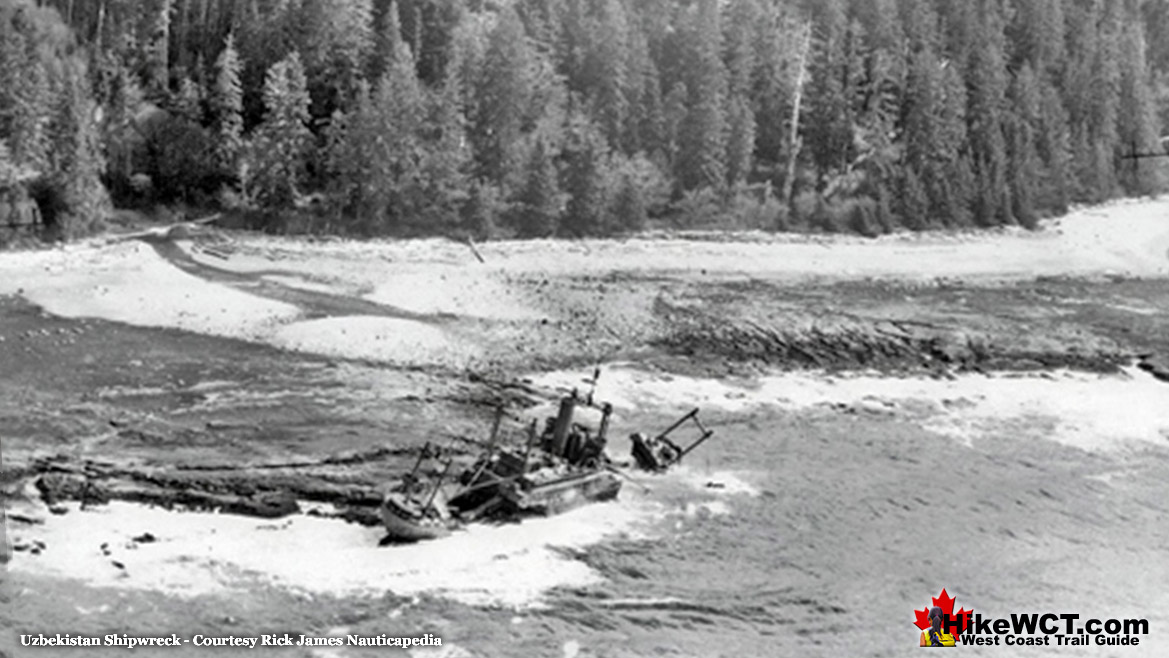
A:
26,450,406,526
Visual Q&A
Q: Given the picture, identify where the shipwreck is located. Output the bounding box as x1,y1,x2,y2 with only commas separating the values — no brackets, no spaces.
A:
379,386,715,543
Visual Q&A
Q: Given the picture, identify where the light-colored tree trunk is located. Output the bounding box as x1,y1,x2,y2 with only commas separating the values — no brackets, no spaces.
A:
95,0,105,53
780,20,812,228
174,0,190,72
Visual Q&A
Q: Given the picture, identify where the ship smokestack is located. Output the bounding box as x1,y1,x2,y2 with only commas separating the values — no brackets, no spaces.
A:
598,403,612,441
551,392,577,457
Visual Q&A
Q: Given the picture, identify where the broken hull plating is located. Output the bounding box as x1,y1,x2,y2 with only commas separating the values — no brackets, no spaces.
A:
380,494,456,542
503,470,622,516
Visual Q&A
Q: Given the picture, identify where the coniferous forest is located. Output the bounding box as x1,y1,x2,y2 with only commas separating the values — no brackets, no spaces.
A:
1,0,1167,240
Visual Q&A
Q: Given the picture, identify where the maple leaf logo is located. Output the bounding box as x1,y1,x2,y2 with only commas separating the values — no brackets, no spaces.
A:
914,588,972,641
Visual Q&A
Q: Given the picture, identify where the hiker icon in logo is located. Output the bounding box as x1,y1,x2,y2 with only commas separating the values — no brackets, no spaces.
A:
920,606,956,647
914,589,970,647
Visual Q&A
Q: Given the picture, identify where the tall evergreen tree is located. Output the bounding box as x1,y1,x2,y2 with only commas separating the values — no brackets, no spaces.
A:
899,156,930,230
250,51,312,207
965,0,1011,226
472,7,535,186
0,140,19,188
331,27,453,235
561,113,610,236
142,0,171,97
370,0,405,85
608,153,652,232
370,32,426,233
852,0,904,215
934,62,974,227
725,96,756,189
626,22,664,159
751,3,801,189
49,63,112,237
1034,74,1072,213
512,137,560,237
1006,62,1042,228
1115,1,1162,195
1063,0,1120,201
900,4,942,227
675,0,728,192
662,80,687,172
803,0,853,185
90,50,143,201
723,0,761,188
1007,0,1066,75
582,0,630,150
417,72,472,232
212,32,244,179
393,0,463,85
0,20,51,175
296,0,373,117
326,84,382,228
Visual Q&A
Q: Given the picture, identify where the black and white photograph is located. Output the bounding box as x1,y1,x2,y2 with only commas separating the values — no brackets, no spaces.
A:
1,0,1167,655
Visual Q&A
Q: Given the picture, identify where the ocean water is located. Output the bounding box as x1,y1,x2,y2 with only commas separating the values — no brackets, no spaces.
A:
7,376,1169,658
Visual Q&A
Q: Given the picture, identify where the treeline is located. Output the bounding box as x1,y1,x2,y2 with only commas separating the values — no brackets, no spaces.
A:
2,0,1166,239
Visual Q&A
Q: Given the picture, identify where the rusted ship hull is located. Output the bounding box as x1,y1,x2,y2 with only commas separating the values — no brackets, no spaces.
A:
380,492,456,542
501,469,622,516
